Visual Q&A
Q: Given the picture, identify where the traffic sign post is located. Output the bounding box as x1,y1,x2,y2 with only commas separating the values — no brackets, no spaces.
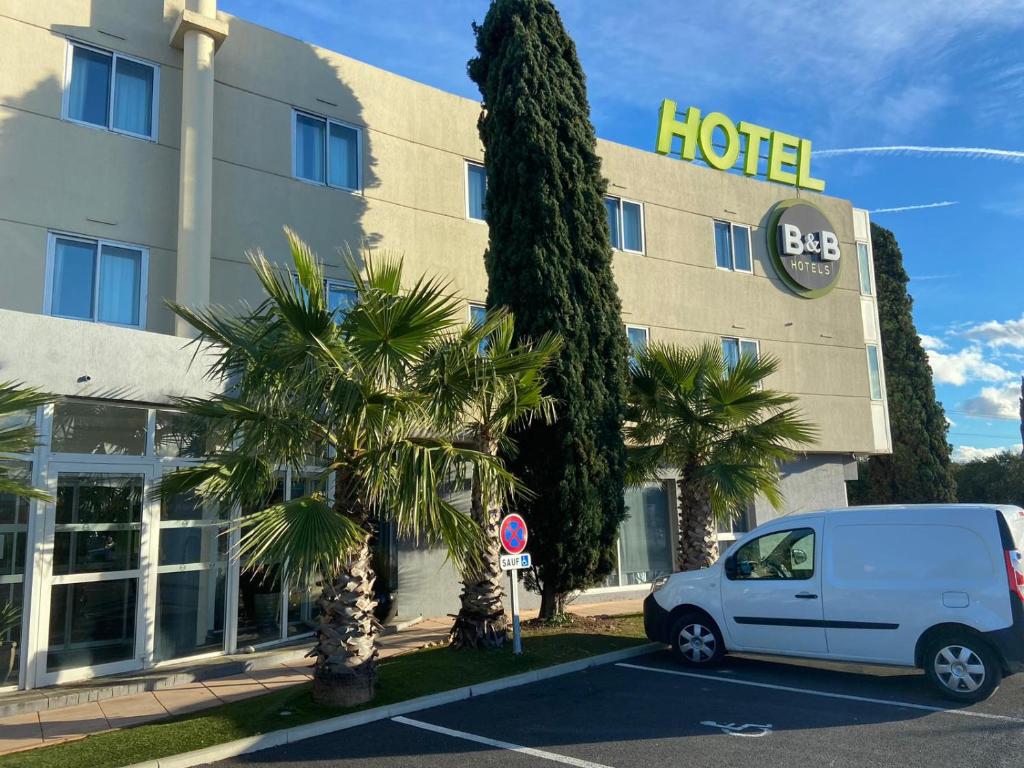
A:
499,514,529,656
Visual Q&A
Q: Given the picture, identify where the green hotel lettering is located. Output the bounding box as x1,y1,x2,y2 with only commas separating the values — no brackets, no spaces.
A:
655,100,826,192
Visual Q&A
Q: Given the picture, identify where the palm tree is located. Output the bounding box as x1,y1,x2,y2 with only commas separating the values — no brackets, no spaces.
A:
626,342,817,571
0,381,53,501
430,311,559,649
157,230,518,706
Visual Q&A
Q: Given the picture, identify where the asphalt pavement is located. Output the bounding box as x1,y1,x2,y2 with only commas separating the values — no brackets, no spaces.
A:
209,649,1024,768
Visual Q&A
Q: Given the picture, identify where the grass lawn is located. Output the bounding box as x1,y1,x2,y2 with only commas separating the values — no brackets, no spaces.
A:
3,613,646,768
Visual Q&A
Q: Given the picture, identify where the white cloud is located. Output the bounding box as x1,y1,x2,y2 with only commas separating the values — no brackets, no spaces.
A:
958,315,1024,349
926,346,1013,386
959,383,1021,419
919,334,947,351
953,444,1023,462
814,146,1024,163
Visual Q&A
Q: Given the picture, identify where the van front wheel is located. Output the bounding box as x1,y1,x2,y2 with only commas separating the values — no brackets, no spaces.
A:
923,632,1002,703
670,613,725,667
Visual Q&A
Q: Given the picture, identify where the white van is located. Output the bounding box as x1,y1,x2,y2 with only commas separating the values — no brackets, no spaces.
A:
644,505,1024,702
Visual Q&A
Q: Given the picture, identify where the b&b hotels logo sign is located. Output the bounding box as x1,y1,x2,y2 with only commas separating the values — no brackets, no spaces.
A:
768,200,841,298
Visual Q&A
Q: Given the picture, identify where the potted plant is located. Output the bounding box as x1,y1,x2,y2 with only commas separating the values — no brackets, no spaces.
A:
0,602,19,685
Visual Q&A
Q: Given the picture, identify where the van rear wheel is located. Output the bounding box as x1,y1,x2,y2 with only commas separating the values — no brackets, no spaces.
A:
670,613,725,667
923,632,1002,703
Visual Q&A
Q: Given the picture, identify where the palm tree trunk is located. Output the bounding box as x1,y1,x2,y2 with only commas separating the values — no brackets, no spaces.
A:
310,473,379,707
677,479,718,571
450,445,509,649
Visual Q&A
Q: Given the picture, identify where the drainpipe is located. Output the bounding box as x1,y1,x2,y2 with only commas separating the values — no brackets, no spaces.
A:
170,1,229,337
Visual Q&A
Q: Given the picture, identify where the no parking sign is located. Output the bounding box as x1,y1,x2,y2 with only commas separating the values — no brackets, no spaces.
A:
498,513,529,655
500,513,528,555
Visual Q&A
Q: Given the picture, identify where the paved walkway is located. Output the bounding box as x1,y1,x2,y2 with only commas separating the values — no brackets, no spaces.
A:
0,600,641,757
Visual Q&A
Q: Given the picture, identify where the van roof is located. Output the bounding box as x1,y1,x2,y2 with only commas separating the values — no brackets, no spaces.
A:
779,503,1024,526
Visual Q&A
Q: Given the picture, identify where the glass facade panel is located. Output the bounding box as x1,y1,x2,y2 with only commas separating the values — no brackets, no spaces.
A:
714,221,732,269
0,462,30,687
294,113,326,183
155,569,225,662
467,163,486,220
328,122,359,189
68,45,111,127
857,242,873,295
112,57,154,137
622,201,643,252
47,579,137,672
51,401,148,455
53,473,143,575
867,345,883,400
740,339,759,361
155,410,222,459
605,197,621,249
733,225,752,271
620,484,672,585
97,245,142,326
52,238,97,320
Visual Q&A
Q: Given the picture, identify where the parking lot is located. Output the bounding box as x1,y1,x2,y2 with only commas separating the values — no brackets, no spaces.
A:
213,649,1024,768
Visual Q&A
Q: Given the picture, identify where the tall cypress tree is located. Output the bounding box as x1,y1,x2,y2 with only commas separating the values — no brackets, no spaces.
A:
469,0,628,618
849,224,957,503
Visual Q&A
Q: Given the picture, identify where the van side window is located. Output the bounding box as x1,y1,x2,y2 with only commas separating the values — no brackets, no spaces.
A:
730,528,815,581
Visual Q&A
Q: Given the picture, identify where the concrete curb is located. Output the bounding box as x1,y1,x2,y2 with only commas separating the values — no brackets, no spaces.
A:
121,642,661,768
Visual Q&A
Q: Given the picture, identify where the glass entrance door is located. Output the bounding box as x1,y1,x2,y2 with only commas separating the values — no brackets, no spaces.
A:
38,466,150,684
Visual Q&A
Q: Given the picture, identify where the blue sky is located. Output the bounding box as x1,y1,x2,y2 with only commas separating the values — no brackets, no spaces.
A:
221,0,1024,460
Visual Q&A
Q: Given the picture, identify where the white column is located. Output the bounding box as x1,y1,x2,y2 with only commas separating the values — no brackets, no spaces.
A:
174,0,219,338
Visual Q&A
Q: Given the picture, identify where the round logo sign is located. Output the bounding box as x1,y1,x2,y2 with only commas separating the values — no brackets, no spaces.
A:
767,199,842,298
499,514,528,555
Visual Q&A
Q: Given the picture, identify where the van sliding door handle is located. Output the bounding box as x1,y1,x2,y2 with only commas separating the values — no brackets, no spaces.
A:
794,592,818,599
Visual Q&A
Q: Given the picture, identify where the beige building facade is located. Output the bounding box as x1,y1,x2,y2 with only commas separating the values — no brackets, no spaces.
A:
0,0,890,691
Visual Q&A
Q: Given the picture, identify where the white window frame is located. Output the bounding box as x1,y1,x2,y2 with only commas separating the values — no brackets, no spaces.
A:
43,231,149,330
856,241,874,296
721,336,760,365
866,343,883,400
61,39,160,142
625,324,650,348
291,109,363,192
468,302,487,324
713,220,753,274
465,161,487,223
605,196,646,254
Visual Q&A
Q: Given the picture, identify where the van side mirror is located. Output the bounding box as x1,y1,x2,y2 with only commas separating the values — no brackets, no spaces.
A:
792,548,808,565
723,555,736,579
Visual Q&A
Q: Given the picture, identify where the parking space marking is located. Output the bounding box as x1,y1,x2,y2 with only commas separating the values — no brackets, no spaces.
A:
616,663,1024,723
392,716,617,768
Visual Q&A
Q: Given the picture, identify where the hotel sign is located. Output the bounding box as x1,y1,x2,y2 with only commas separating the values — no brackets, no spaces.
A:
768,200,841,298
655,100,826,192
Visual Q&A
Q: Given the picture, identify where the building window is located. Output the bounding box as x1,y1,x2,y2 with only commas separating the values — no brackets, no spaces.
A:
625,324,649,366
714,220,752,272
64,41,159,140
857,242,873,295
466,162,487,221
468,303,487,326
293,110,361,191
605,484,673,587
721,337,759,371
326,279,356,320
46,234,147,329
605,197,644,253
867,344,883,400
716,504,753,544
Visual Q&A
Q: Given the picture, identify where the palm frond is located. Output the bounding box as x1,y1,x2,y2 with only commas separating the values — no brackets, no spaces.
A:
232,494,367,588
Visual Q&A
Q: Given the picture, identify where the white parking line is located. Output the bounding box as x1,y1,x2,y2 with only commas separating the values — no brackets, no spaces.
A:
392,716,616,768
616,662,1024,723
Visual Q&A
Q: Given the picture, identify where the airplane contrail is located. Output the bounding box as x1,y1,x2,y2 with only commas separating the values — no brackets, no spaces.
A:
869,201,959,214
814,146,1024,163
